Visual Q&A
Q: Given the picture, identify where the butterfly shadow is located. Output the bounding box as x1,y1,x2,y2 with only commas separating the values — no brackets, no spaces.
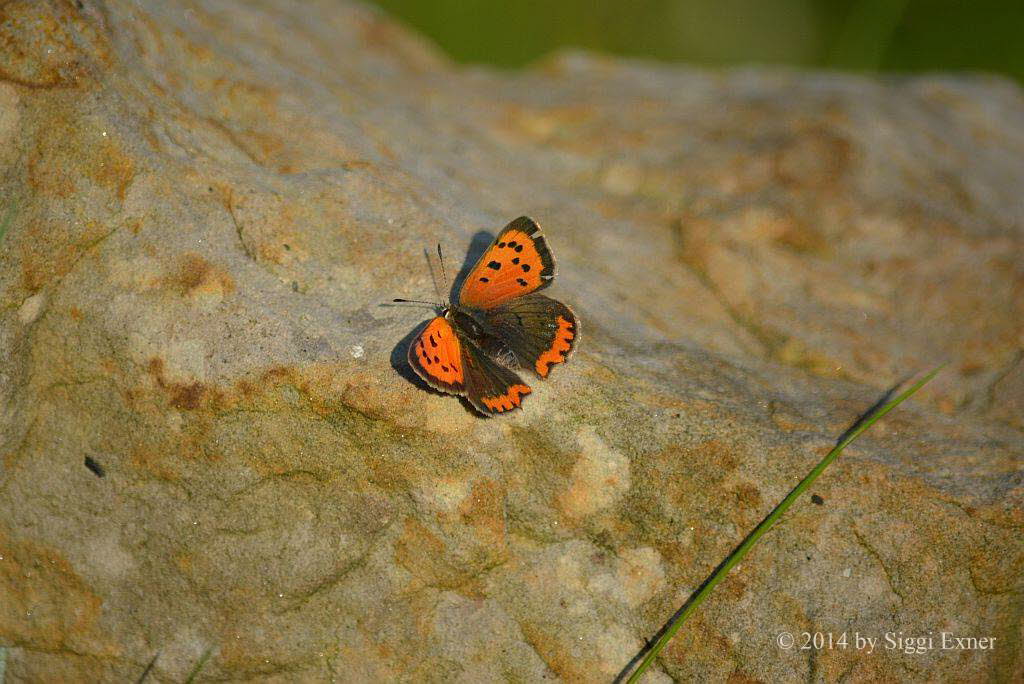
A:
388,231,495,417
448,230,494,303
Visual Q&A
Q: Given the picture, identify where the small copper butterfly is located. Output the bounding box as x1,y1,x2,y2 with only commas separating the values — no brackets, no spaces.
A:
396,217,578,415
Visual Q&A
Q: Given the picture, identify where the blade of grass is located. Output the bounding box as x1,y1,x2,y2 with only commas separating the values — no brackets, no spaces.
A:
184,647,213,684
135,652,158,684
623,364,945,682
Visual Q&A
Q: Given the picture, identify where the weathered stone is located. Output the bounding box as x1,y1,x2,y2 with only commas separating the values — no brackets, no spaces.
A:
0,1,1021,681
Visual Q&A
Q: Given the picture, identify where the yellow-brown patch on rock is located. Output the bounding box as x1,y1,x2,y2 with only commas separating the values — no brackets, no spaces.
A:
394,517,464,588
0,527,110,655
144,355,215,412
28,114,135,201
0,1,108,89
165,252,235,301
18,218,114,291
772,125,853,192
457,479,508,551
557,427,631,521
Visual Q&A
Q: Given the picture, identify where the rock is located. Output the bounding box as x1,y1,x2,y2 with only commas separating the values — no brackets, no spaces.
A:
0,1,1021,681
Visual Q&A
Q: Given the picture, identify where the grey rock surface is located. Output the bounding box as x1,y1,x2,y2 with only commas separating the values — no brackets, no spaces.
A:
0,0,1021,681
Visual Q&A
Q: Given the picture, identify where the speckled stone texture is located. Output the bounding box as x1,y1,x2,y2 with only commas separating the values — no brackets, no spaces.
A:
0,1,1021,681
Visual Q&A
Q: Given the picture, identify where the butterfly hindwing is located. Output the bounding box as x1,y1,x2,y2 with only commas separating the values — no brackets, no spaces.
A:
482,293,578,379
458,335,533,415
457,216,555,310
408,317,465,394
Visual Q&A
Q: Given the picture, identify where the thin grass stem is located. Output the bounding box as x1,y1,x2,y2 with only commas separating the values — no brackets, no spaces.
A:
184,648,213,684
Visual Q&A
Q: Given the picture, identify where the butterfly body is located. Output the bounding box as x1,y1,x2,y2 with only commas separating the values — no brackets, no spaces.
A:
406,217,578,416
447,307,487,342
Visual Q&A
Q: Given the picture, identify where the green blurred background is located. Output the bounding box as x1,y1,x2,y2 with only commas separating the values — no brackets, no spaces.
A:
367,0,1023,82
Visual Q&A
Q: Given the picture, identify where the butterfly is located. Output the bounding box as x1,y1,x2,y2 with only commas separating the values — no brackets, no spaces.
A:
396,217,578,416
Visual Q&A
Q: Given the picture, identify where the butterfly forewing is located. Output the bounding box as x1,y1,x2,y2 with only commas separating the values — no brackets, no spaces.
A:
408,317,466,394
483,293,579,378
457,216,555,309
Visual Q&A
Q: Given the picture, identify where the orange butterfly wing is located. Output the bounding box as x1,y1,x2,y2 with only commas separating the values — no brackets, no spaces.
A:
407,315,534,415
457,216,555,310
407,317,465,394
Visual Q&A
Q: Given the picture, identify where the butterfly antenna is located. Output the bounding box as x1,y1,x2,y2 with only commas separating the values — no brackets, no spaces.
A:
390,246,446,310
437,243,450,308
391,298,438,308
422,246,447,308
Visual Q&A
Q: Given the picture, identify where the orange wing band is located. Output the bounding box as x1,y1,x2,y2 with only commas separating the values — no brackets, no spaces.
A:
481,384,532,413
535,316,575,377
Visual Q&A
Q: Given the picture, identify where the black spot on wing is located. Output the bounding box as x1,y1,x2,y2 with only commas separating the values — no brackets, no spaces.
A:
487,260,501,270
